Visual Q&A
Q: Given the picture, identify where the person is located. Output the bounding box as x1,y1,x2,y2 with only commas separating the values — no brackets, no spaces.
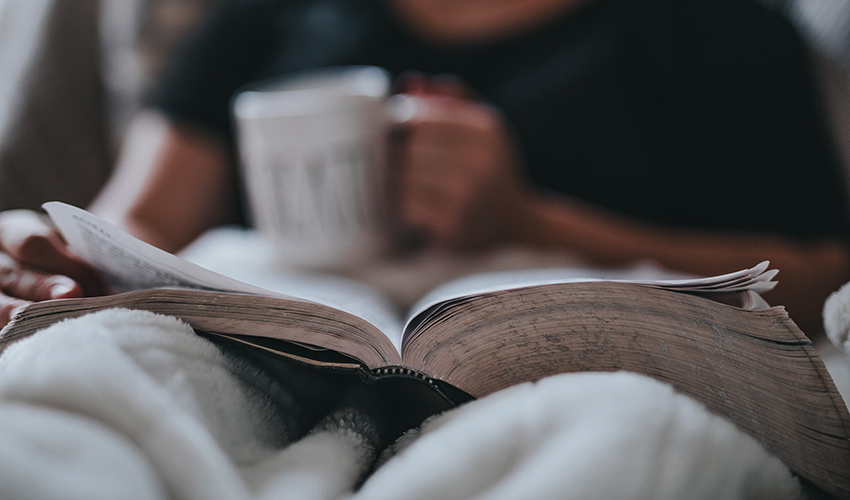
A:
0,0,848,334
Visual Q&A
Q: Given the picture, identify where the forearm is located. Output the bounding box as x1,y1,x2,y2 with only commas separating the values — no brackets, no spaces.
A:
89,112,239,253
511,192,850,334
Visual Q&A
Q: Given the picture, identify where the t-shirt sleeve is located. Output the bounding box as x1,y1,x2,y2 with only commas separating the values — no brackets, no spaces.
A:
147,0,278,141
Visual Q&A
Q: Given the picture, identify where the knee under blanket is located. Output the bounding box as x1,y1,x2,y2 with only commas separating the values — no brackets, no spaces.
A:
0,309,801,500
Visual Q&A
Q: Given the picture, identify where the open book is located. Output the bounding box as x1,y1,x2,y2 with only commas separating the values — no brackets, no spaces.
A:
1,202,849,498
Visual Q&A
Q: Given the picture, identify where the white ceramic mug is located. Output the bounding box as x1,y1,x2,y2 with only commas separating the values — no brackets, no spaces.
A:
233,66,395,270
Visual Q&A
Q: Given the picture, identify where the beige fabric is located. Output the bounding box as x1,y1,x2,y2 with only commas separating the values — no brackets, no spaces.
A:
101,0,221,143
0,0,111,211
0,0,217,212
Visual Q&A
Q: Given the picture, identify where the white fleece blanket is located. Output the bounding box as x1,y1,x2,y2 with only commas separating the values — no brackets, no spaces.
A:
0,308,802,500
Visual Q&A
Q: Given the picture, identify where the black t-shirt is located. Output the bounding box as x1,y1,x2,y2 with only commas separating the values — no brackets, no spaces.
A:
152,0,850,240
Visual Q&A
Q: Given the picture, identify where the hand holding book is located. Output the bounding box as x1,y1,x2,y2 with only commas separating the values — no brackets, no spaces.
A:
0,209,107,326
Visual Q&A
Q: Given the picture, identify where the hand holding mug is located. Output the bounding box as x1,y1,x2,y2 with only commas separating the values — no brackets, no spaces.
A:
391,75,530,250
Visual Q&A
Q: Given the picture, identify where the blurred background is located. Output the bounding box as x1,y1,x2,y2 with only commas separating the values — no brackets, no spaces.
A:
0,0,847,212
0,0,220,211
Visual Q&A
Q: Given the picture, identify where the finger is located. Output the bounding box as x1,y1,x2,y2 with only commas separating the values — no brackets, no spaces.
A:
395,72,476,99
403,141,459,179
0,210,106,295
428,74,478,99
399,164,471,241
387,93,479,128
392,95,501,148
386,94,429,126
395,71,428,95
401,192,460,243
398,103,488,178
396,121,486,232
0,252,85,302
398,128,473,204
402,158,473,205
416,93,499,124
401,176,456,214
409,121,481,155
401,126,492,204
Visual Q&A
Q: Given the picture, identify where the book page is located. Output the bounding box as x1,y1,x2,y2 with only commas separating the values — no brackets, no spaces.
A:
43,203,405,351
44,202,284,296
404,262,777,338
179,228,405,351
225,271,404,351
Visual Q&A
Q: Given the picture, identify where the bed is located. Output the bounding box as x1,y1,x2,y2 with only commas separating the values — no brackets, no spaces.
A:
0,1,849,498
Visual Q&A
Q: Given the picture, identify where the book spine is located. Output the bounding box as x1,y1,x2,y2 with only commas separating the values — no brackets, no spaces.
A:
370,366,440,387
